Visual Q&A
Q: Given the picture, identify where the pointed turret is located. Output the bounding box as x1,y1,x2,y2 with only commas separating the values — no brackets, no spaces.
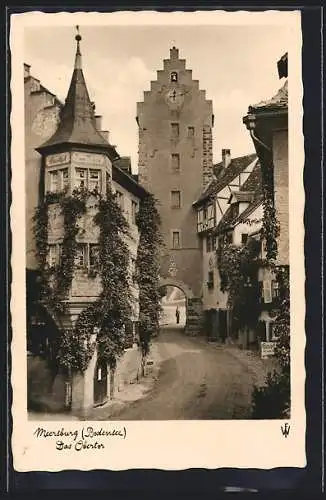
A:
37,27,117,157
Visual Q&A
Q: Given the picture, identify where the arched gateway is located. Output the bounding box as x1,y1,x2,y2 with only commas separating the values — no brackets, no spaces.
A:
159,278,203,335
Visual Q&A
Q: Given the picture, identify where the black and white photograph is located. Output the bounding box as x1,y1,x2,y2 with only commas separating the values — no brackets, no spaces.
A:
11,10,305,471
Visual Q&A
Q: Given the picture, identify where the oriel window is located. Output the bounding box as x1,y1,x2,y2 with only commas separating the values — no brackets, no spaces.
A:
62,169,69,190
75,168,87,189
50,171,59,192
89,169,101,192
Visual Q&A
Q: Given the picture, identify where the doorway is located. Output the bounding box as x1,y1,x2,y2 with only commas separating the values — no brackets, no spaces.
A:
93,358,108,406
159,285,187,328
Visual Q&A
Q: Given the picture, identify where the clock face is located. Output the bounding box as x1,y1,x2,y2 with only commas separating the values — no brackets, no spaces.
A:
165,88,185,108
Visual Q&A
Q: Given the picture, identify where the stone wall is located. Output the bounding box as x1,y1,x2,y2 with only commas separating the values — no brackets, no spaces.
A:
273,129,289,266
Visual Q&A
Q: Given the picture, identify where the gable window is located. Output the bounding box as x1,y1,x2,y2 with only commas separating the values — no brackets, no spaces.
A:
171,123,179,139
187,126,195,138
131,200,138,225
171,153,180,173
241,233,249,245
171,190,181,209
171,71,178,82
172,231,181,249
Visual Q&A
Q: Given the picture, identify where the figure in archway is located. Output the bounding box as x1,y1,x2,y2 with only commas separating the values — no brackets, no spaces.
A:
176,306,180,325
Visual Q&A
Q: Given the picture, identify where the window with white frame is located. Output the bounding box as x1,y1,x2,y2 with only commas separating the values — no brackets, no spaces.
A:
75,243,87,268
89,169,101,192
48,244,58,267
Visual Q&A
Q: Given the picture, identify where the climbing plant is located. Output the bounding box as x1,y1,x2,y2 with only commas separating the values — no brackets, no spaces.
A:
33,185,132,373
260,157,280,261
216,236,264,331
135,193,163,357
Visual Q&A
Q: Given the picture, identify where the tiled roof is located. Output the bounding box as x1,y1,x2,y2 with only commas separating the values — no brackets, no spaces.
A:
240,160,262,194
37,38,118,158
215,161,263,234
193,153,257,205
249,80,288,113
229,191,255,203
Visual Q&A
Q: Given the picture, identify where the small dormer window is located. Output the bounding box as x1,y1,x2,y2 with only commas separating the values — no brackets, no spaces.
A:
171,72,178,82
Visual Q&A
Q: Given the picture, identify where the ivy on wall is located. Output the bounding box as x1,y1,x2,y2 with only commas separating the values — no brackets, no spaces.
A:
135,193,163,357
260,157,280,261
33,185,132,374
216,236,264,331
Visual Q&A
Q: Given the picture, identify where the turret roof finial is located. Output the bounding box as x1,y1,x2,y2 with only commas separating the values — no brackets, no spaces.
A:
74,25,82,69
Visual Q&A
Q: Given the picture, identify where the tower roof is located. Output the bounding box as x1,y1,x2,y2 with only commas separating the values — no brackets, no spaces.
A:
37,27,116,155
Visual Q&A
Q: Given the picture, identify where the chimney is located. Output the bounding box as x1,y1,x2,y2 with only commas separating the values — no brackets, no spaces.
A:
222,149,231,168
116,156,132,175
100,130,109,142
95,115,102,131
24,63,31,78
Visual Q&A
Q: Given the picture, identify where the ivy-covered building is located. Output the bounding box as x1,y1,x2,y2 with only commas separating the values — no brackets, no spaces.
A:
26,32,154,413
192,151,259,341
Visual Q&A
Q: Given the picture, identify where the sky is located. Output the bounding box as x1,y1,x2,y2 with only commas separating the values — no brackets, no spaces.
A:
24,23,290,172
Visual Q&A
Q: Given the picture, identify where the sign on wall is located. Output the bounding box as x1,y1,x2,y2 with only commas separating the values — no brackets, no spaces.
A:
261,341,276,359
72,151,105,166
46,152,70,167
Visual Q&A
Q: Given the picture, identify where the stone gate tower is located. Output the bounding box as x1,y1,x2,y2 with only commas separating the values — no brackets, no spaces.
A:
137,47,214,308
